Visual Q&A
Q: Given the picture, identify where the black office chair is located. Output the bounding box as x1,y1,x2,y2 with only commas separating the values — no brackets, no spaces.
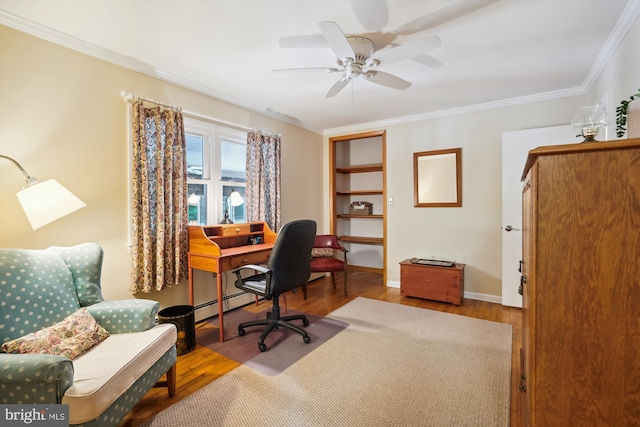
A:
233,219,317,352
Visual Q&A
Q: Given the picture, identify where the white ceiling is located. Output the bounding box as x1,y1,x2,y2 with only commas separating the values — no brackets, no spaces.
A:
1,0,638,134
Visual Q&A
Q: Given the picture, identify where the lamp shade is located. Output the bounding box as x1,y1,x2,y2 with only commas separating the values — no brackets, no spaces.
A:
228,190,244,207
16,179,86,230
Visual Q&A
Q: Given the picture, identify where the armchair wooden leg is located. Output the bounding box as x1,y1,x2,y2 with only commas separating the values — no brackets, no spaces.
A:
166,364,176,397
343,269,348,296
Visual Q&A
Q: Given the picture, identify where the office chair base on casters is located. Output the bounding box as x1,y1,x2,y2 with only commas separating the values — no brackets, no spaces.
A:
238,309,311,352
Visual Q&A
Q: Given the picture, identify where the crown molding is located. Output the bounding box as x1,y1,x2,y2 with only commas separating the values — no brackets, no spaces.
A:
324,86,586,136
581,0,640,92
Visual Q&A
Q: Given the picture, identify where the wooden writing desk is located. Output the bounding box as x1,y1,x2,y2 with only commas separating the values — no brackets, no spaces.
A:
188,222,277,342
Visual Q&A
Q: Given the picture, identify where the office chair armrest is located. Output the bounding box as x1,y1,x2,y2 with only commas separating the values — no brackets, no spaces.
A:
233,264,272,296
233,264,270,275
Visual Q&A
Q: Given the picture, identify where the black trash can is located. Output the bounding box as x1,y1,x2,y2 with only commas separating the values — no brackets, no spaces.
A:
158,305,195,356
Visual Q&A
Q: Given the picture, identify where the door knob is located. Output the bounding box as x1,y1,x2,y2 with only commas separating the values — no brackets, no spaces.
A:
504,225,521,232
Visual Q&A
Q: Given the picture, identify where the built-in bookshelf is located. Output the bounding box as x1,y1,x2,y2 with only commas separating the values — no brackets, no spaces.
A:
329,130,386,281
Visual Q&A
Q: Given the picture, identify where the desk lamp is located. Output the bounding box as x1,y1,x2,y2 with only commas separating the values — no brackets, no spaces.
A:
220,189,244,224
1,154,86,230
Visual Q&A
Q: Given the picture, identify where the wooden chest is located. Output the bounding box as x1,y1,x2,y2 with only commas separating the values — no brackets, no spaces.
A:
399,260,465,305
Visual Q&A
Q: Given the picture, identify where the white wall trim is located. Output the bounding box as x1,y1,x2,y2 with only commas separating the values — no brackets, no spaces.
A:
581,0,640,93
464,291,502,304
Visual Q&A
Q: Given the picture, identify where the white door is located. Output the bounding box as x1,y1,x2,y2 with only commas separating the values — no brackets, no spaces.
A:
501,125,577,307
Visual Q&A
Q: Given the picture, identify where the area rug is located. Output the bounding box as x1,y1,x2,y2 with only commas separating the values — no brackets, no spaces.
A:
143,297,512,427
197,307,348,376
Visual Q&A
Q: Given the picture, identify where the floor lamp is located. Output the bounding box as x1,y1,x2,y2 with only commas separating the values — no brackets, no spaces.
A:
1,154,86,230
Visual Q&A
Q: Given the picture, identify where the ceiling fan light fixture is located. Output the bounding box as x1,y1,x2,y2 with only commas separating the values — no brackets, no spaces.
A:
366,59,380,68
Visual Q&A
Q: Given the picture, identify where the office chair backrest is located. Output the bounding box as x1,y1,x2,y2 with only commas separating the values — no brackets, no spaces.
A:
266,219,317,296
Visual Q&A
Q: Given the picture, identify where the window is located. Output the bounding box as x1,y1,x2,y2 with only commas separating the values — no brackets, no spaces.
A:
185,118,246,225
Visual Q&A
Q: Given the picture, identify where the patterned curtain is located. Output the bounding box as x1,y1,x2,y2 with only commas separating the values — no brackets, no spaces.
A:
245,131,281,232
129,101,189,293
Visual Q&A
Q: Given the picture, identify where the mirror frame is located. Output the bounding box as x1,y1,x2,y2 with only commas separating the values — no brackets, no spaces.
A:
413,148,462,207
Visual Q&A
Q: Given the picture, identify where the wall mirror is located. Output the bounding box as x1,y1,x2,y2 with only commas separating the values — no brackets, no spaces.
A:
414,148,462,207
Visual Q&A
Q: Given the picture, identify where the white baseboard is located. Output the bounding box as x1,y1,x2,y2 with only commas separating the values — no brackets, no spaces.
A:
462,291,502,304
385,280,502,304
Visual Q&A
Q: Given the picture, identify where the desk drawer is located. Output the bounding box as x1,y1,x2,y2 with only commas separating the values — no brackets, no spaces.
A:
222,250,271,271
221,224,251,237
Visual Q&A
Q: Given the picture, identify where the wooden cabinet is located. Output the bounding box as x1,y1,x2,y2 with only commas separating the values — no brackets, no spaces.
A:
330,130,386,280
399,260,464,305
519,139,640,427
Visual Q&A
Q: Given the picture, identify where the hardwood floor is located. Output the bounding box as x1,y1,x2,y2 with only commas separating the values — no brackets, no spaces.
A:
121,271,523,426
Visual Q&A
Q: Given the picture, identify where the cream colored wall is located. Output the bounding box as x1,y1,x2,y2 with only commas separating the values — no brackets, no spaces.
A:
588,15,639,140
0,25,324,309
335,98,585,299
325,16,639,299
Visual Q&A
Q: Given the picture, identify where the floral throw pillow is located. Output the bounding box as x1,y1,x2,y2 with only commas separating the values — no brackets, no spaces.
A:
311,248,336,258
1,308,110,359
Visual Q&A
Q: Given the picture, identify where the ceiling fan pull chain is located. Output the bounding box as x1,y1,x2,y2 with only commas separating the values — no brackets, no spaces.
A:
350,80,354,115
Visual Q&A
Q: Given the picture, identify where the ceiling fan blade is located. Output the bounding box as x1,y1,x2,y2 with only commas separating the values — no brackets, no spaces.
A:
278,34,327,48
365,71,411,90
394,0,499,35
374,36,441,65
325,78,350,98
351,0,388,31
319,21,355,60
272,67,342,73
411,54,443,69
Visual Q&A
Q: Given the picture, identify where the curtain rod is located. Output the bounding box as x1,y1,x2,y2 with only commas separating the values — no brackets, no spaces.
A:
121,91,280,136
182,111,281,137
121,91,182,112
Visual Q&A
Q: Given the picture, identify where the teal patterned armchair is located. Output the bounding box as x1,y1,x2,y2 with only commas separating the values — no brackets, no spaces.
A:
0,243,177,427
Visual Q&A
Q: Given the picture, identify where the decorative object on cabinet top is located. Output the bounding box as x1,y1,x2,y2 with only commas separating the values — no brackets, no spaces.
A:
615,88,640,138
571,102,609,142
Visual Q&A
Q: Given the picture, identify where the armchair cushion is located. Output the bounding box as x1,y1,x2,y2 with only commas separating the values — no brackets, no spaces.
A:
311,248,335,258
62,323,176,425
1,308,109,359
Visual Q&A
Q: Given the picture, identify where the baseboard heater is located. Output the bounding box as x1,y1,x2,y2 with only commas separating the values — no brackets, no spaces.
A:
194,290,258,323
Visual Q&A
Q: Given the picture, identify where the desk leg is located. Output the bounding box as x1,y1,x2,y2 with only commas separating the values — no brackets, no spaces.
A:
217,273,225,342
188,267,194,306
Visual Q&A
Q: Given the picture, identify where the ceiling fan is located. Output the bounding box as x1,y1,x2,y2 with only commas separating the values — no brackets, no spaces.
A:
273,21,441,98
273,0,499,98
